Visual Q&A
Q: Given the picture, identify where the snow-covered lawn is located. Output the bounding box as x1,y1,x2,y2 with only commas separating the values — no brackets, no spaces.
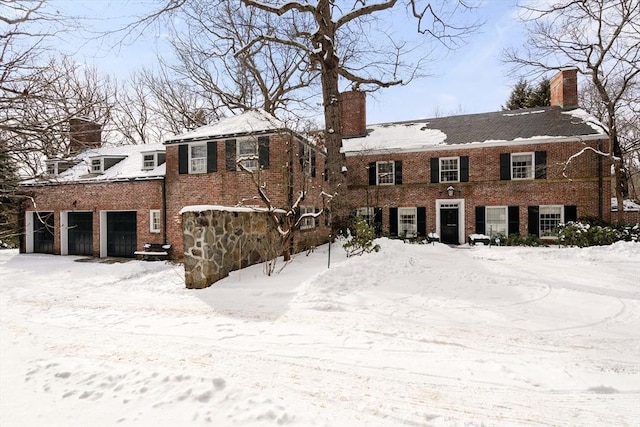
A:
1,240,638,426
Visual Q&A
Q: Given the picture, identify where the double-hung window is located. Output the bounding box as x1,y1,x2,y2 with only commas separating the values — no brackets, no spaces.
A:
238,140,258,171
511,153,534,180
190,144,207,174
539,205,562,237
398,207,417,237
299,206,316,230
150,210,161,233
377,161,395,185
356,207,374,225
485,207,507,237
440,157,459,182
91,159,102,173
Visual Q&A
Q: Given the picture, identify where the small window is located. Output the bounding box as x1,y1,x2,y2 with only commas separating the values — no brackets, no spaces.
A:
512,153,534,180
238,139,258,171
142,154,156,170
376,161,395,185
150,210,161,233
356,207,374,225
301,143,316,176
91,159,102,173
190,144,207,174
299,206,316,230
398,207,417,237
539,205,563,237
46,162,58,176
485,207,507,237
440,157,459,182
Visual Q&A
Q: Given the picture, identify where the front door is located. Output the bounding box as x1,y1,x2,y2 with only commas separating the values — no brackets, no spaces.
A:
440,207,459,244
33,212,55,254
106,211,137,258
68,212,93,256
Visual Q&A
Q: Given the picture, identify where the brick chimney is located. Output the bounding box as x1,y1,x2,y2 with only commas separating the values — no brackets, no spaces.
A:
550,67,578,109
69,117,102,155
340,91,367,137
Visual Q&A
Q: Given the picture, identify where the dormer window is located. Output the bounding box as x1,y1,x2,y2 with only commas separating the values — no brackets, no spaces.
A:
89,156,126,174
91,159,102,173
46,162,59,176
141,151,166,170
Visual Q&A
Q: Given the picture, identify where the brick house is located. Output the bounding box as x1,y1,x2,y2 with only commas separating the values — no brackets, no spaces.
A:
341,68,611,244
19,110,329,260
19,68,611,259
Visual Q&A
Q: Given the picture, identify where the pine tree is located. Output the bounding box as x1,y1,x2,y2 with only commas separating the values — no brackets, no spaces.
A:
504,77,551,110
0,143,20,248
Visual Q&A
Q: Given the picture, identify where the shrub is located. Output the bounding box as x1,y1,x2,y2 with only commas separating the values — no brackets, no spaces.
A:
342,216,381,257
497,233,547,247
556,220,639,247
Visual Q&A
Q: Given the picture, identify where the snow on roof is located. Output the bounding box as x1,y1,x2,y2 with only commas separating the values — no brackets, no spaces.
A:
20,143,166,186
164,109,288,143
611,198,640,212
179,205,287,215
342,107,608,155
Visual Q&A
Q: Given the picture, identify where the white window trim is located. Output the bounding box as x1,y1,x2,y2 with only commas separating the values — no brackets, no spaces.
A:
439,156,460,183
150,210,161,233
91,158,103,174
189,143,207,174
539,205,564,239
142,153,157,170
46,161,59,176
485,206,508,237
299,206,316,230
511,152,535,180
376,161,395,185
397,207,417,238
237,138,259,171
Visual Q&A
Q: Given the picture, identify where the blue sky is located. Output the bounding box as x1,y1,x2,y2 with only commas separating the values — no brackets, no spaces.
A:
55,0,525,124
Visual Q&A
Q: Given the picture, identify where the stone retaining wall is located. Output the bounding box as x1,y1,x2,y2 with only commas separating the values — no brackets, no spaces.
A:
181,206,282,288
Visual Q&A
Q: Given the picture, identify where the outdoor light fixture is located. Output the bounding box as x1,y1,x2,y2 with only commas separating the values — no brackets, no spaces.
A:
447,186,455,197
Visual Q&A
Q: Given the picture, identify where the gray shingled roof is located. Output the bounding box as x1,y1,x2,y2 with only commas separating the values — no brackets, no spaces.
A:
342,106,607,154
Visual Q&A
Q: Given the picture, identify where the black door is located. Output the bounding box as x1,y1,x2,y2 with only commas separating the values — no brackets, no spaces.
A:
107,211,137,258
33,212,55,254
440,208,459,244
68,212,93,256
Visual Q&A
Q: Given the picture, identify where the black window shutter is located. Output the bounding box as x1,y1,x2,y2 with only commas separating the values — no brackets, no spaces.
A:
528,206,540,236
417,206,426,237
373,207,382,236
475,206,486,234
178,145,188,174
564,205,577,222
311,150,316,177
535,151,547,179
368,162,376,185
394,160,402,185
258,136,269,169
324,168,328,182
500,153,511,180
508,206,520,235
225,139,236,171
460,156,469,182
389,208,398,236
430,158,439,183
206,141,217,173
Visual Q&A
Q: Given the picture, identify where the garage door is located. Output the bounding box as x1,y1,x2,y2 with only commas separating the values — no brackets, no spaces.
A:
106,211,137,258
68,212,93,256
33,212,55,254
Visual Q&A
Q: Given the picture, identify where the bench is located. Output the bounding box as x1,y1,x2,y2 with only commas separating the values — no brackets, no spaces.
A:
468,234,491,246
134,243,172,261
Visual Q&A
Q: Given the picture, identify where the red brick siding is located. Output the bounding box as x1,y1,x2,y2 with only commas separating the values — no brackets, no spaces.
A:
346,138,611,238
23,179,165,256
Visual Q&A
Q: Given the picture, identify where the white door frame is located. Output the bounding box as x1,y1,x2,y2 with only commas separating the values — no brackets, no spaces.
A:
435,198,465,244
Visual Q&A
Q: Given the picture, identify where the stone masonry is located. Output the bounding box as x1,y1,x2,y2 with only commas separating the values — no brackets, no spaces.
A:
181,207,283,289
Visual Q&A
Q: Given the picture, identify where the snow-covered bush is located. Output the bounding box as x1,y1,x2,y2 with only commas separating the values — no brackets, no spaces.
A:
556,220,639,247
342,216,380,257
497,233,547,247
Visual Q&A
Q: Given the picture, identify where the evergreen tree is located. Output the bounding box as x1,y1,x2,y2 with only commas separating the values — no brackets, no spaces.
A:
0,142,19,247
504,77,551,110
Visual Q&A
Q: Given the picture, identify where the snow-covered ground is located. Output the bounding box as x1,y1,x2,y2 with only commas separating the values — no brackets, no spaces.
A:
1,240,638,426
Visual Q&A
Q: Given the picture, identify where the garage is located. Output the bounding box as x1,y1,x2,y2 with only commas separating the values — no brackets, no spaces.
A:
33,212,55,254
106,211,137,258
68,212,93,256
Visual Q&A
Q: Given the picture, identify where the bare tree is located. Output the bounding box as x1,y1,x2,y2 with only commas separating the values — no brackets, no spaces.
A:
503,0,640,222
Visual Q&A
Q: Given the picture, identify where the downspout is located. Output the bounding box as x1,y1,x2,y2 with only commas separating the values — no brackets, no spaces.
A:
598,140,603,220
162,177,167,244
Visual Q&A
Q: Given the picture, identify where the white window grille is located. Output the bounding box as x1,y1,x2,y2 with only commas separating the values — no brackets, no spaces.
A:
150,210,161,233
511,153,534,180
398,207,417,237
190,144,207,174
376,161,394,185
486,206,507,237
539,205,563,237
440,157,459,182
